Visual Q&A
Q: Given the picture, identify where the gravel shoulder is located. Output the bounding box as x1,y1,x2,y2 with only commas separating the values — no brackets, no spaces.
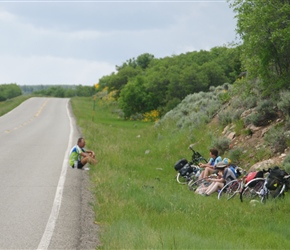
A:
79,170,100,249
49,100,100,250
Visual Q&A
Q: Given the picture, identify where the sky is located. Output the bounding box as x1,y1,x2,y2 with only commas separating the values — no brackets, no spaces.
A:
0,0,238,86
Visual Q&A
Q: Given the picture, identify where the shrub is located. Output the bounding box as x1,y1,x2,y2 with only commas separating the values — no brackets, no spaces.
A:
284,118,290,131
282,154,290,173
227,148,244,165
211,137,230,156
245,99,277,126
277,90,290,117
218,110,232,126
231,95,257,110
157,86,224,131
264,126,287,153
142,110,160,122
232,108,244,122
218,90,231,103
130,113,143,121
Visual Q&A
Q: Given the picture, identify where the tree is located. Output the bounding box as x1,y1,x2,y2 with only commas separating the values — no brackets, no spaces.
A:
229,0,290,93
0,83,22,101
199,61,228,87
136,53,154,69
102,66,141,97
118,76,154,118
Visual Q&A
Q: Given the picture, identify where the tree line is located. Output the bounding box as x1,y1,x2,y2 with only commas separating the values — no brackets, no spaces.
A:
20,85,96,97
0,84,22,101
98,46,242,118
97,0,290,119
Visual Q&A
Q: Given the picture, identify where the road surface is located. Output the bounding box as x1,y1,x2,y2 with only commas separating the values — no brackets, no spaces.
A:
0,97,98,249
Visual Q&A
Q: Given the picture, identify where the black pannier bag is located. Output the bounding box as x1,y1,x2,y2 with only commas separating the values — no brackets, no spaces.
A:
179,163,193,176
174,158,188,171
266,166,288,190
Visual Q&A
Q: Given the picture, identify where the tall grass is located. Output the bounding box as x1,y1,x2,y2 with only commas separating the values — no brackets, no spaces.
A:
71,97,290,249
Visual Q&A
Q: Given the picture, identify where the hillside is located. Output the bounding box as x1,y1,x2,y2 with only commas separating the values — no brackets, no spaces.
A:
155,81,290,173
218,109,288,171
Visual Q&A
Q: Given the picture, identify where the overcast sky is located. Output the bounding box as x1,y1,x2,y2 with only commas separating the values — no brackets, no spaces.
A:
0,0,238,86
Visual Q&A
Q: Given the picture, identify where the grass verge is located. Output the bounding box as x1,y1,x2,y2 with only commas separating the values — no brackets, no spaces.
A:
71,97,290,249
0,95,32,117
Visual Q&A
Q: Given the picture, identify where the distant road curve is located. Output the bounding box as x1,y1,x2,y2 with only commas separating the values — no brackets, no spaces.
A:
0,97,99,249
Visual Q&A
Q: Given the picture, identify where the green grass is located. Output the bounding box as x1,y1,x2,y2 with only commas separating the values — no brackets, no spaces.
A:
73,97,290,249
0,95,32,117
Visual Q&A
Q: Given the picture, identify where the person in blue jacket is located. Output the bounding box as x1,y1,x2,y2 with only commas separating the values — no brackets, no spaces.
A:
198,148,222,179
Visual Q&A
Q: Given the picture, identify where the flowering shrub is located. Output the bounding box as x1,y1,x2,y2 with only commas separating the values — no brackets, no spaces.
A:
96,87,117,105
142,110,160,122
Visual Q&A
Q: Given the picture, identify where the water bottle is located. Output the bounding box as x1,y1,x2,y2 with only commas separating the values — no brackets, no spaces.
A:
260,188,265,196
196,170,200,178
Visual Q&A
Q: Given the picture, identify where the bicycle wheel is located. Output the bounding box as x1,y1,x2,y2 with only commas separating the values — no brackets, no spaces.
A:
218,179,241,200
188,178,210,192
265,184,285,201
241,178,265,202
176,173,188,184
273,184,286,199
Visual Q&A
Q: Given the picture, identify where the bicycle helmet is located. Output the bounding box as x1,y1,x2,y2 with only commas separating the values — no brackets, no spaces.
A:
223,158,231,165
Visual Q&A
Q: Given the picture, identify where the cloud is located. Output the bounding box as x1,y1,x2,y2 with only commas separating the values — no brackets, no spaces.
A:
0,2,237,85
0,55,115,85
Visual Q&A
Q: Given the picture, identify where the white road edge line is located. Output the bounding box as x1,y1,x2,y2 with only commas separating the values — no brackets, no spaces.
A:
37,99,74,250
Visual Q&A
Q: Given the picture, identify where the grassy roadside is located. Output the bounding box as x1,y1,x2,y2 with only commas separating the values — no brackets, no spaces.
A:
0,95,32,117
73,96,290,249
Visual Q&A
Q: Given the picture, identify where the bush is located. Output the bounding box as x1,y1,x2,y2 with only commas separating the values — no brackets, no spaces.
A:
282,154,290,173
218,110,232,126
211,137,230,156
218,90,231,103
227,148,244,165
277,90,290,117
284,118,290,131
0,83,22,101
232,108,244,122
231,95,257,110
264,126,287,153
245,99,277,126
157,87,224,130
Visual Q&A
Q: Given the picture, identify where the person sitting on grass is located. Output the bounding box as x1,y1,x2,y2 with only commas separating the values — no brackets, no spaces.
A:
199,158,236,196
198,148,222,179
69,137,98,170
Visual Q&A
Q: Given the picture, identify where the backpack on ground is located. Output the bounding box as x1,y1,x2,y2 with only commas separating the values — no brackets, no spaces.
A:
266,166,288,190
229,164,241,178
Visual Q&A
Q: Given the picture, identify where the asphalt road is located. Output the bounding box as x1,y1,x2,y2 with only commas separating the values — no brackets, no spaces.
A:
0,97,98,250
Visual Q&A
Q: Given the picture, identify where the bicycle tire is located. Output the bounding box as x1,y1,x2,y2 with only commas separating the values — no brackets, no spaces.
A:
241,178,265,201
274,184,286,199
264,184,285,202
188,178,210,192
218,179,241,200
176,173,188,184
